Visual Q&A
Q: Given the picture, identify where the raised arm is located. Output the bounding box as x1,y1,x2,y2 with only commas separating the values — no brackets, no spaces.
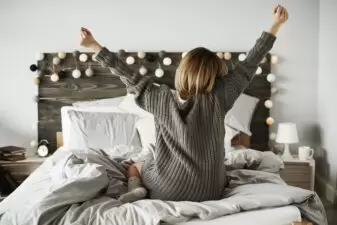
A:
221,5,288,111
79,27,167,115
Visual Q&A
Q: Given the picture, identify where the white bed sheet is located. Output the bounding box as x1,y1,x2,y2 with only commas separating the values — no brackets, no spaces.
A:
177,205,301,225
5,147,301,225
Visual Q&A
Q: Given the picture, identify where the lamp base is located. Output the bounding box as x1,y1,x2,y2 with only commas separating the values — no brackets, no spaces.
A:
281,143,294,160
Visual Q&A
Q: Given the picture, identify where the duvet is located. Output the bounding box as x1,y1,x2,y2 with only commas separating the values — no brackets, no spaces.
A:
0,148,327,225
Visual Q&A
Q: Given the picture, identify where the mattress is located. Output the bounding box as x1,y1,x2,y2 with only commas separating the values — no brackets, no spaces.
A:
177,205,301,225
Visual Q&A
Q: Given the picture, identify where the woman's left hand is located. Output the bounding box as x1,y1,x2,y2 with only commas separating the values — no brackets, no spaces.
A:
80,27,102,53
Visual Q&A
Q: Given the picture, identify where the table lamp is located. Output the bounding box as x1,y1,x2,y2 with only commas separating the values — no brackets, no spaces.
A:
276,123,299,160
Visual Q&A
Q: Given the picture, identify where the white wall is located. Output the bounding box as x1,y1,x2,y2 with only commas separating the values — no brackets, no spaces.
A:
0,0,319,155
317,0,337,202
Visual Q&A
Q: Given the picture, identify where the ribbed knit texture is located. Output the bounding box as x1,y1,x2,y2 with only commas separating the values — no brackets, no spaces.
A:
96,31,276,201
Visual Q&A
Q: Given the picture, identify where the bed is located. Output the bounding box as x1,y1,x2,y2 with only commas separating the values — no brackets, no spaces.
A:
0,50,327,224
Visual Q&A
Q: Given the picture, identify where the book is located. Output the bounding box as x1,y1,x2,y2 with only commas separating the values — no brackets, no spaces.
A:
0,152,25,157
0,146,26,155
0,153,26,161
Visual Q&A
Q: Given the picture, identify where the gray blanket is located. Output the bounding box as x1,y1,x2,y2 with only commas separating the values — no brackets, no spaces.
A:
0,148,327,225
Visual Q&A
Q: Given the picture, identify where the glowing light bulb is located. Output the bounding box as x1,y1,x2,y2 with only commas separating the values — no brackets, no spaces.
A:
264,100,273,108
50,73,59,82
224,52,232,60
72,69,81,79
238,53,246,61
155,68,164,77
256,67,262,75
267,73,276,83
126,56,135,65
79,53,88,62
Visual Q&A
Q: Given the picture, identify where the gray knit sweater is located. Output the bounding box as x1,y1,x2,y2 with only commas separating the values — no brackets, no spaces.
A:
96,31,276,202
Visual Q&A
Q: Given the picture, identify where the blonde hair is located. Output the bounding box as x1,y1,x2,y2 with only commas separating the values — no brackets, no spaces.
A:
175,47,228,100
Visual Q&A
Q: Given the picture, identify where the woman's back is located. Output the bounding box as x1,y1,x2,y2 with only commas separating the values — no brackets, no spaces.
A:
141,90,227,201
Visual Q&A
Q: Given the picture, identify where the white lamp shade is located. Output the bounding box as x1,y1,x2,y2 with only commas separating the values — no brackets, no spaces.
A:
276,123,299,144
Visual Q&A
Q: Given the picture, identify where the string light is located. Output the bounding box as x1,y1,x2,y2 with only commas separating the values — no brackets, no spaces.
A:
50,73,59,82
79,53,88,62
30,140,38,148
155,68,164,77
163,57,172,66
267,73,276,83
271,87,278,94
72,69,81,79
137,51,146,59
271,55,278,64
256,67,262,75
58,52,66,59
238,53,246,61
224,52,232,60
139,66,148,75
53,57,61,65
33,77,40,85
269,132,276,140
264,100,273,108
36,52,44,61
85,67,94,77
216,52,224,59
126,56,135,65
266,117,275,125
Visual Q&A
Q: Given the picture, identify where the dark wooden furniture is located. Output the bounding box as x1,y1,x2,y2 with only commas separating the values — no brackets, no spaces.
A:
280,158,316,191
36,51,272,152
0,157,45,185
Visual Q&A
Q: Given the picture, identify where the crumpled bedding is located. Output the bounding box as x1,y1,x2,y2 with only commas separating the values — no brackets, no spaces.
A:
0,147,328,225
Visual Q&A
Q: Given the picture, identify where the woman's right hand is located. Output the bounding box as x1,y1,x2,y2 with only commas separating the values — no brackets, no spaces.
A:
80,27,102,53
273,5,289,26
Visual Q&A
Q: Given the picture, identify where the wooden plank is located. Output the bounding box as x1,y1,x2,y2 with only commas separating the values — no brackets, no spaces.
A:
37,51,272,152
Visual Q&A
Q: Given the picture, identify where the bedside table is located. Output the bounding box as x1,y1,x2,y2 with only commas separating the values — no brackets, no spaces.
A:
0,157,45,184
280,157,315,191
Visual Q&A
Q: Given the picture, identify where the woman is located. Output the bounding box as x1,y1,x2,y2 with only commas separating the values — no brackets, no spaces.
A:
80,5,288,203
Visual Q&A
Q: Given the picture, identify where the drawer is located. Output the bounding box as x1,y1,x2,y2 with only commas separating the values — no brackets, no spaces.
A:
280,173,310,183
286,181,311,190
1,162,41,175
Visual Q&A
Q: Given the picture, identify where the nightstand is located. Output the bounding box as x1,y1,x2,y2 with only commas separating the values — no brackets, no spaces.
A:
0,157,45,184
280,157,315,191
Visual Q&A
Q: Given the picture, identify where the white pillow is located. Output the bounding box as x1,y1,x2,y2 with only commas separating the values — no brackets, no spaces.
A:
67,110,140,150
224,94,259,136
135,117,156,148
61,106,126,149
72,96,126,108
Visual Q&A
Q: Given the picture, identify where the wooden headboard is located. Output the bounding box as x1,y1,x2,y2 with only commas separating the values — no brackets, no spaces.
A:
37,51,271,152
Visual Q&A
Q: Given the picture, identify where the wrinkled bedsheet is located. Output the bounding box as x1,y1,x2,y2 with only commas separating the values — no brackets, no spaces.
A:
0,148,327,225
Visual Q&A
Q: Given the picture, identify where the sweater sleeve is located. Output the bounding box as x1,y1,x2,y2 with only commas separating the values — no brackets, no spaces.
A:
220,31,276,111
95,47,168,115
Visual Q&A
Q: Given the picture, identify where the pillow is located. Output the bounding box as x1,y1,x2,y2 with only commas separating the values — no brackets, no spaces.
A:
225,149,284,173
72,96,126,108
61,106,127,149
66,110,141,150
135,117,156,148
225,93,259,136
225,148,262,170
